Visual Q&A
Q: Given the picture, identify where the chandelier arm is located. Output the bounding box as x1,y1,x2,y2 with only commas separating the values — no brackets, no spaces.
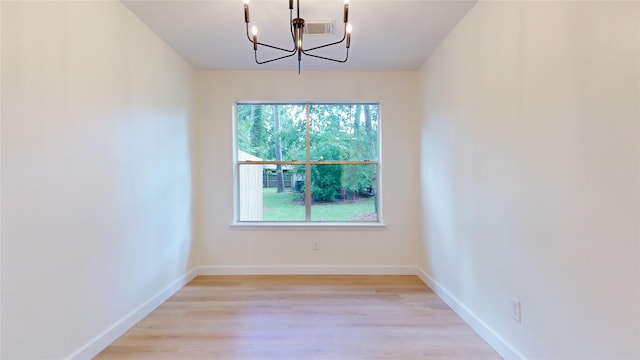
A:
302,36,346,53
257,41,297,53
255,49,299,64
246,23,296,53
302,26,347,53
300,48,349,63
245,23,253,43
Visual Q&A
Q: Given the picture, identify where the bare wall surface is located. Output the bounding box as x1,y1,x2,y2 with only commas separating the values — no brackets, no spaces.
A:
193,71,421,269
1,1,196,358
418,1,639,358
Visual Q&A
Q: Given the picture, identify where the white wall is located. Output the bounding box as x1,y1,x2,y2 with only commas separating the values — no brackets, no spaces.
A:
1,1,196,358
193,71,420,270
418,1,639,359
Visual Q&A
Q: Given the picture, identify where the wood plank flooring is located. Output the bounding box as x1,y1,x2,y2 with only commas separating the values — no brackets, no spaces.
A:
95,275,501,359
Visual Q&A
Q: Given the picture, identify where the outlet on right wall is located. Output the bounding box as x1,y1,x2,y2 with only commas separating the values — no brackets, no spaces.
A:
417,1,639,359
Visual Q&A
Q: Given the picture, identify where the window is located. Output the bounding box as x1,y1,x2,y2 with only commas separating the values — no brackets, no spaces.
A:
234,103,381,224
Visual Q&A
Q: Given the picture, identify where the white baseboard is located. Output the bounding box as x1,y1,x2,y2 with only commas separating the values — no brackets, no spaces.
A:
415,267,524,360
67,267,198,360
198,265,417,275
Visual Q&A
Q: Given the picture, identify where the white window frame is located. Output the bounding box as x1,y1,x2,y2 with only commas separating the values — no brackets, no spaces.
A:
232,102,383,226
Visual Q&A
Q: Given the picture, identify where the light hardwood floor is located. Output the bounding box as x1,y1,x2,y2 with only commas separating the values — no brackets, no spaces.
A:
95,275,501,359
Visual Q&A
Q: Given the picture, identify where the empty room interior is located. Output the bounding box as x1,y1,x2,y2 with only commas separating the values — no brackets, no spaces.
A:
1,0,638,359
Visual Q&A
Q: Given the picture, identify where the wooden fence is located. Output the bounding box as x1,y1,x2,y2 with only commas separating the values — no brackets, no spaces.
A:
238,151,262,221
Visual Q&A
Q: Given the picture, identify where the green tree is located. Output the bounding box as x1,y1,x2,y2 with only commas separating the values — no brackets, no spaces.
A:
250,105,268,158
273,105,285,192
311,144,343,202
237,105,252,154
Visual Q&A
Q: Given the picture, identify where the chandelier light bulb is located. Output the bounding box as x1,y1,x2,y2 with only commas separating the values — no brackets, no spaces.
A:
251,26,258,50
346,23,352,33
243,0,249,5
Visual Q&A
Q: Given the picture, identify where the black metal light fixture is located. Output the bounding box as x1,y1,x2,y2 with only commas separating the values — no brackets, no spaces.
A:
243,0,352,74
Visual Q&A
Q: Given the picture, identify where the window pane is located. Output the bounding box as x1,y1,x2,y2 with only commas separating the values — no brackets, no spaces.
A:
310,164,378,222
235,102,381,224
237,104,306,161
309,104,379,161
238,164,305,221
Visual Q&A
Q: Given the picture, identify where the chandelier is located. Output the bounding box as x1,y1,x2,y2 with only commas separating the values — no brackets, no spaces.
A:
243,0,352,74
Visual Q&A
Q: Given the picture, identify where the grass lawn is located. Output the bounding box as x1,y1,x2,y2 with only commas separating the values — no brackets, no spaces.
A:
262,187,376,222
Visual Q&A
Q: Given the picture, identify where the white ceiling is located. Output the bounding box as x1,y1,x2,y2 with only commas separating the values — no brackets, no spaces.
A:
122,0,476,72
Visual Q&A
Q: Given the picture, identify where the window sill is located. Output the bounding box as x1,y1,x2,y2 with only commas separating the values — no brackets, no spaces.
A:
230,222,387,230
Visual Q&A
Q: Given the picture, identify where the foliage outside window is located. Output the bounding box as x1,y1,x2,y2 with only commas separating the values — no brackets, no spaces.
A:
235,103,380,223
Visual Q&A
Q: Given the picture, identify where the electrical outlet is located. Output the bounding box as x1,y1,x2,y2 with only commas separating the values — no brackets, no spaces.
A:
312,240,319,251
510,297,521,323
